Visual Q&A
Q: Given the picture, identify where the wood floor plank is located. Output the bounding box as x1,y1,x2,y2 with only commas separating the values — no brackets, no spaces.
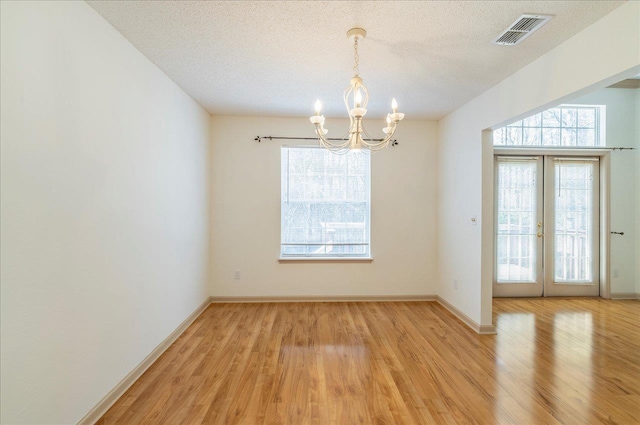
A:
98,299,640,424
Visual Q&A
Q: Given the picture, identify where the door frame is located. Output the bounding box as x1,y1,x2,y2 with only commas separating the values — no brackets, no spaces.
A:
492,147,611,298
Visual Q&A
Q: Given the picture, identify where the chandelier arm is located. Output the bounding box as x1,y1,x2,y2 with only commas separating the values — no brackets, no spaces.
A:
315,125,351,152
319,136,349,150
359,84,369,109
343,85,356,129
376,126,398,150
360,125,377,148
320,136,351,154
371,132,396,151
360,123,395,151
338,126,352,142
372,136,395,151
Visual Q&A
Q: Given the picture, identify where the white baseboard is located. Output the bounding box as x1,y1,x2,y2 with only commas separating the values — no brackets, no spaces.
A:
610,292,640,300
210,294,437,303
436,296,496,335
210,295,495,335
76,296,212,425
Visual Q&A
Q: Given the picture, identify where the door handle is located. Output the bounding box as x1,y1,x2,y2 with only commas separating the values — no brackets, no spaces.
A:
537,232,544,238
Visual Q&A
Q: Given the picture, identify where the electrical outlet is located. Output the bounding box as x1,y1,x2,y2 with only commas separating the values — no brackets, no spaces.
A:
234,270,241,280
453,279,458,290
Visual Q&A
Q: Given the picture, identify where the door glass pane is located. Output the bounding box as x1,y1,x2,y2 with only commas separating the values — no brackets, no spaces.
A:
496,160,537,282
554,161,595,283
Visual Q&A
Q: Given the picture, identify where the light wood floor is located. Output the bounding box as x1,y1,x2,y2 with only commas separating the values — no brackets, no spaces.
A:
97,299,640,424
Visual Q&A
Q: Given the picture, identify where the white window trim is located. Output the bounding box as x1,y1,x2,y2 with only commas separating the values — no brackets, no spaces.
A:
494,104,605,147
280,146,372,260
278,256,373,263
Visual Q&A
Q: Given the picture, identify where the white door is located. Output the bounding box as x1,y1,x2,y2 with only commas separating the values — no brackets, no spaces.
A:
494,157,544,297
494,156,600,297
543,157,600,296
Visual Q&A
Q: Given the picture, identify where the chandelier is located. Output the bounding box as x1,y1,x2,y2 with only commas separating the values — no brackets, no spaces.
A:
309,28,404,153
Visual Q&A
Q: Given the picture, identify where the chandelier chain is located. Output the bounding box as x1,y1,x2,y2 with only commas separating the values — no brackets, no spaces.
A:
353,37,360,77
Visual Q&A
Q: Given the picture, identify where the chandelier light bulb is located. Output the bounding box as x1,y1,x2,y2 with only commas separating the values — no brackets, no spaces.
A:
355,90,362,108
309,27,404,153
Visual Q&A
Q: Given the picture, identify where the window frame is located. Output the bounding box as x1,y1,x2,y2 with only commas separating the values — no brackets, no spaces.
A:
279,145,372,261
493,104,605,147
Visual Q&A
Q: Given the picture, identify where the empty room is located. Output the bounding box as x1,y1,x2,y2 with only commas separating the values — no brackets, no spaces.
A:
1,1,639,424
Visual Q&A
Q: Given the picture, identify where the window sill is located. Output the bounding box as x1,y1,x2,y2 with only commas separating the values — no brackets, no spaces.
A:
278,257,373,263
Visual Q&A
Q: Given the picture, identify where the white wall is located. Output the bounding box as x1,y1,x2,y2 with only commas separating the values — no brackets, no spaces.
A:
437,2,640,326
570,88,640,296
637,89,640,296
0,2,211,424
210,116,437,297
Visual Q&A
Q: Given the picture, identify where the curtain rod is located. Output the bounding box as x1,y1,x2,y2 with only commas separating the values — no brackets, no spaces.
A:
494,146,634,151
254,136,398,146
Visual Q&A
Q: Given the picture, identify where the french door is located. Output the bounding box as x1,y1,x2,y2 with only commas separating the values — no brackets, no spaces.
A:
494,156,600,297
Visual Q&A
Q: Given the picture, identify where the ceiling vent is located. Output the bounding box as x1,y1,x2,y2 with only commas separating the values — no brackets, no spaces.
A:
492,14,553,46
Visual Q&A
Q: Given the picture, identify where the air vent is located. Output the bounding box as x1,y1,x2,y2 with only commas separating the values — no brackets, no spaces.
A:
492,14,553,46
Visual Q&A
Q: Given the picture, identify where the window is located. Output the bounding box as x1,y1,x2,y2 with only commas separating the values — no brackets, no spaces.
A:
493,105,604,147
281,146,370,258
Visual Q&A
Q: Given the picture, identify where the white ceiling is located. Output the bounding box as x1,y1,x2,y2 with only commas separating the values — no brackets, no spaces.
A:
87,1,624,119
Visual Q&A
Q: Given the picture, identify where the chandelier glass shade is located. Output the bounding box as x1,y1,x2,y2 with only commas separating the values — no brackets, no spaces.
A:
310,28,404,153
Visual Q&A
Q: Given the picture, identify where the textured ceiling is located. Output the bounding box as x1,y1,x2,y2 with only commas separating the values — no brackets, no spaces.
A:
87,1,624,119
